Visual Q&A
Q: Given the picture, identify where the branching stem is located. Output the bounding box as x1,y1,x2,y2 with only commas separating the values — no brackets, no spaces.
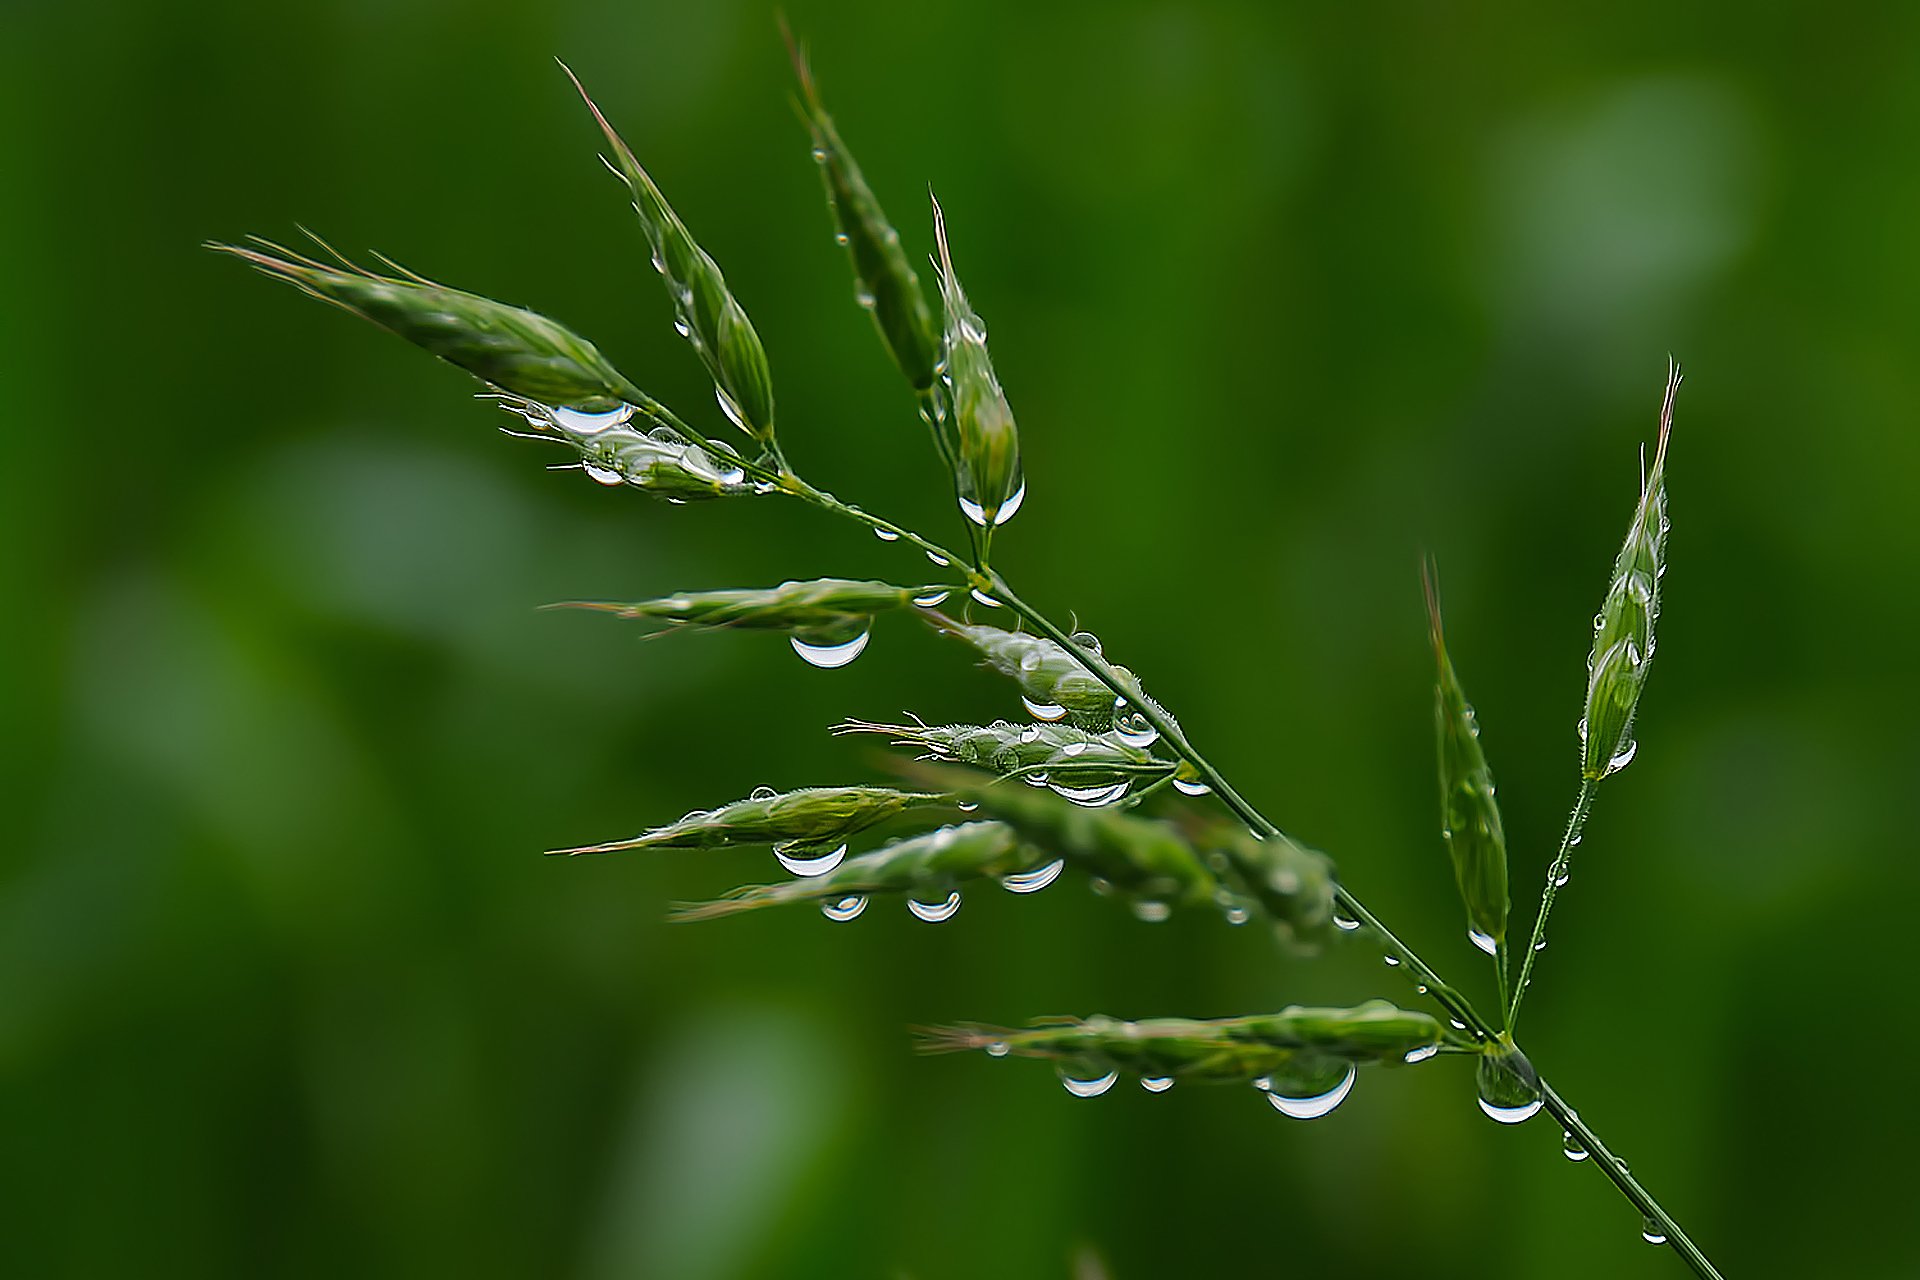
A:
769,485,1721,1280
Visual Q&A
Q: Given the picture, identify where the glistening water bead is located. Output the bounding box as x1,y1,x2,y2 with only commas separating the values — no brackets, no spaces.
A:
1266,1065,1356,1120
820,895,867,922
790,627,872,668
906,890,963,922
1059,1069,1119,1098
1140,1076,1174,1093
1001,859,1065,894
774,843,847,877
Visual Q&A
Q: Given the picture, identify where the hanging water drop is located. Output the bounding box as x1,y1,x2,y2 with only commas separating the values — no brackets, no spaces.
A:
821,895,867,922
1333,911,1361,932
1267,1064,1356,1120
993,479,1027,526
1172,777,1211,797
775,843,847,878
1468,928,1499,957
1001,858,1066,894
1604,739,1639,776
1403,1045,1440,1065
907,890,963,923
583,462,624,486
985,1040,1010,1058
1050,779,1130,807
969,588,1002,608
1562,1131,1589,1162
873,527,900,542
790,626,872,669
1641,1219,1668,1246
912,588,951,608
1132,900,1171,924
1383,955,1401,967
1022,696,1067,722
1476,1057,1543,1124
926,550,950,567
1140,1076,1175,1094
1223,905,1251,926
1059,1069,1119,1098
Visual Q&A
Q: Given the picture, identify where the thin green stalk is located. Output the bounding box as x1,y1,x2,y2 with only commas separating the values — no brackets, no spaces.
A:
1510,779,1597,1030
769,498,1719,1279
1494,942,1512,1034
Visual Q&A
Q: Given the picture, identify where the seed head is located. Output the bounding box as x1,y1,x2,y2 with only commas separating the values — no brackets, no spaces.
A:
785,30,940,391
209,238,645,411
563,64,777,443
1424,561,1509,948
1202,824,1337,950
930,620,1143,731
835,718,1171,787
1581,362,1679,781
500,398,752,500
672,820,1040,921
930,197,1024,529
549,785,945,856
918,1001,1448,1087
553,579,932,647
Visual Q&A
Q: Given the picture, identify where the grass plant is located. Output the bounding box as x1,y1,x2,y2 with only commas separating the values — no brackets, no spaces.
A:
211,31,1720,1278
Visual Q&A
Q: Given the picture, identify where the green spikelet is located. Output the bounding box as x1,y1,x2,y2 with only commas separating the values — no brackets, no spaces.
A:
1423,561,1510,955
209,238,645,411
553,579,932,651
499,398,752,500
672,821,1045,921
550,786,945,857
1581,363,1679,781
931,197,1024,533
834,718,1173,789
563,64,777,444
930,619,1146,731
919,1001,1451,1089
785,30,940,391
1201,823,1338,950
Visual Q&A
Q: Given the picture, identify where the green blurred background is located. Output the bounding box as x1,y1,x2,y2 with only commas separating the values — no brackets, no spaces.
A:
5,1,1917,1275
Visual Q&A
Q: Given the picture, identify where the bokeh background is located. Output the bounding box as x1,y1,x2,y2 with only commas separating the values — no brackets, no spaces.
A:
5,1,1917,1276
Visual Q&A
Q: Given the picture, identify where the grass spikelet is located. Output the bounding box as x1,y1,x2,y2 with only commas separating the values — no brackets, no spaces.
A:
930,198,1023,534
562,64,777,444
835,718,1174,788
1581,361,1679,782
783,26,940,392
918,765,1218,916
208,238,645,411
917,1001,1451,1088
552,579,933,646
550,785,946,857
1423,560,1511,965
500,397,753,499
671,820,1041,921
1199,822,1337,949
928,619,1143,731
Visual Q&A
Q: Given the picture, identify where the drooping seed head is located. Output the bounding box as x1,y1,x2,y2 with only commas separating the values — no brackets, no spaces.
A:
930,197,1024,529
1201,824,1338,950
209,238,646,411
835,718,1171,788
563,64,777,443
1581,362,1679,781
672,820,1043,921
550,785,946,856
1423,560,1509,948
499,398,753,500
918,1001,1450,1087
784,30,940,391
920,765,1218,912
930,620,1142,731
552,579,932,648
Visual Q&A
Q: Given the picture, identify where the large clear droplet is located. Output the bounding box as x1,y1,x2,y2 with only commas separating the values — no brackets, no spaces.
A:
1022,696,1067,722
1267,1064,1356,1120
1112,702,1158,748
1172,777,1211,797
1050,779,1130,807
907,890,963,923
775,843,847,877
1059,1069,1119,1098
1001,859,1066,894
1476,1057,1543,1124
821,895,867,922
1468,928,1498,957
1563,1131,1589,1162
992,478,1027,526
551,404,634,435
1604,738,1639,776
790,625,872,669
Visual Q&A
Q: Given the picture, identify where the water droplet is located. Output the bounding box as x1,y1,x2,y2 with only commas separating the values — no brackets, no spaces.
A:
1641,1219,1668,1246
1554,869,1571,888
1069,631,1102,655
1267,1064,1356,1120
969,588,1002,608
714,386,747,431
1533,938,1548,952
1468,928,1498,957
672,317,691,338
749,785,777,801
958,496,988,526
775,843,847,877
1476,1058,1543,1124
1001,858,1066,894
1140,1076,1175,1093
1333,912,1361,932
956,800,980,813
1112,712,1158,748
1252,1076,1273,1092
835,233,851,248
993,479,1026,526
1089,877,1113,897
583,462,624,486
1404,1045,1440,1064
1059,1069,1119,1098
1132,900,1171,924
1223,905,1251,926
926,550,950,567
912,588,951,608
1172,777,1212,797
551,404,635,435
1050,779,1130,807
1562,1131,1589,1162
1383,955,1401,967
821,895,867,922
873,527,900,542
790,627,872,669
907,890,963,922
1604,738,1639,776
1022,696,1067,722
985,1040,1009,1057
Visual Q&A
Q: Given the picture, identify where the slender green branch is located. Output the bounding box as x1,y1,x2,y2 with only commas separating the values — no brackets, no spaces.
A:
1510,779,1597,1030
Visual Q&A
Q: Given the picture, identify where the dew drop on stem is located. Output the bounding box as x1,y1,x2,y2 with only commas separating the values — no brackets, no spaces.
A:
1641,1219,1668,1246
1468,928,1498,957
907,890,963,922
775,843,847,877
790,625,872,669
1140,1076,1174,1093
821,895,867,922
1059,1069,1118,1098
1000,858,1065,894
1022,696,1067,722
1563,1131,1590,1162
1267,1064,1356,1120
